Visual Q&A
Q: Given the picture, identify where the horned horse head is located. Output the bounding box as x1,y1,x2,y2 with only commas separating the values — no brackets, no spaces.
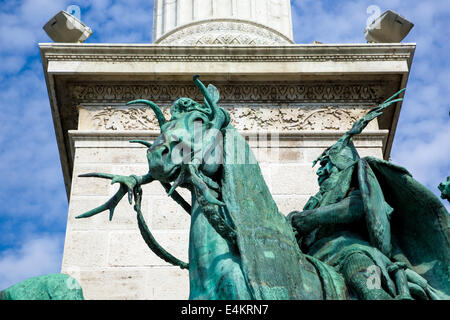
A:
75,76,236,271
127,75,231,206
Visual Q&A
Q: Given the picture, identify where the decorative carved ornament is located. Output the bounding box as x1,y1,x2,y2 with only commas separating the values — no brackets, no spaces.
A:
155,19,293,46
70,82,391,104
72,81,393,132
81,106,372,132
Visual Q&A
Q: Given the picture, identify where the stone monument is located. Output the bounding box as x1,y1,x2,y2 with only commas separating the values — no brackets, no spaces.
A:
40,0,416,299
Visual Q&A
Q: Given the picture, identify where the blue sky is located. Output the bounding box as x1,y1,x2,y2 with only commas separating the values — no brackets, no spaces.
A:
0,0,448,290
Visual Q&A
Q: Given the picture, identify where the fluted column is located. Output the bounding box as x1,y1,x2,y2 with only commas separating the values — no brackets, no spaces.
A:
152,0,294,44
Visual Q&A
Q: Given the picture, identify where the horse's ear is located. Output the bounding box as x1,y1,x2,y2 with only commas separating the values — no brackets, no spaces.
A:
207,84,220,104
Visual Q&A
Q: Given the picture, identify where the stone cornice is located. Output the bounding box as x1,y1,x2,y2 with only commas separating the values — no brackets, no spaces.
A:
39,43,415,65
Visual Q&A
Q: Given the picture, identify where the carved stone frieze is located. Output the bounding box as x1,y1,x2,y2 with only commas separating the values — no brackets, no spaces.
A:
79,105,375,132
69,81,393,105
228,106,369,131
87,106,172,131
73,81,392,132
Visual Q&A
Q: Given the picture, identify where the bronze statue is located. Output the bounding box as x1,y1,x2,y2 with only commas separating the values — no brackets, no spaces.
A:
0,274,84,300
288,90,449,300
76,76,449,300
76,76,347,300
439,177,450,202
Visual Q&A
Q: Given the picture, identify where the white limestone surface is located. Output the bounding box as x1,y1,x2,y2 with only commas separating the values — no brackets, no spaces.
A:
153,0,293,44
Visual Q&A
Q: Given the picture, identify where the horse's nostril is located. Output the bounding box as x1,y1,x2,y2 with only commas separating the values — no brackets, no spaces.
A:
161,147,169,158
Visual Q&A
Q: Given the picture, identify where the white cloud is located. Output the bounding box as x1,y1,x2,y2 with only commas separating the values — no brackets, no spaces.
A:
291,0,450,207
0,233,64,290
393,126,450,182
0,0,154,290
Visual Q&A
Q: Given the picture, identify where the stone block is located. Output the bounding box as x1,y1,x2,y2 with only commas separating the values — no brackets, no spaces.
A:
253,147,281,164
258,163,273,193
304,147,327,163
65,269,147,300
270,164,319,195
108,231,189,267
145,267,189,300
74,147,148,164
279,148,304,163
148,197,191,230
62,231,109,268
273,195,312,215
71,164,112,196
110,164,150,177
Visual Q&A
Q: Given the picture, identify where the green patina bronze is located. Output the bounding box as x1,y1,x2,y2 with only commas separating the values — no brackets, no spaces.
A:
76,75,346,300
288,90,450,300
439,177,450,202
76,76,449,300
0,274,84,300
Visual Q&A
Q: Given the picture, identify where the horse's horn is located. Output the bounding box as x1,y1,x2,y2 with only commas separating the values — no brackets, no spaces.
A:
127,100,167,128
193,75,228,129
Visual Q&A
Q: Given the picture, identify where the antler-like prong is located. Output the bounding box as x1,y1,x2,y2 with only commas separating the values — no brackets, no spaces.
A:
383,88,406,104
76,173,139,221
168,166,187,197
76,184,128,221
79,173,115,180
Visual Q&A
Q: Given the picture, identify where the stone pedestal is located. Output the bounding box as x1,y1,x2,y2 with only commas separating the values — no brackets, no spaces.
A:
40,43,414,299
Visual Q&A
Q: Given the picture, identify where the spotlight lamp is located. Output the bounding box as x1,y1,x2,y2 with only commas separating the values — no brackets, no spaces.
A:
365,10,414,43
43,10,92,43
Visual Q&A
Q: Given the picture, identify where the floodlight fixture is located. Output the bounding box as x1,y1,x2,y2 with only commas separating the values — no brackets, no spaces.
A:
43,10,92,43
365,10,414,43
